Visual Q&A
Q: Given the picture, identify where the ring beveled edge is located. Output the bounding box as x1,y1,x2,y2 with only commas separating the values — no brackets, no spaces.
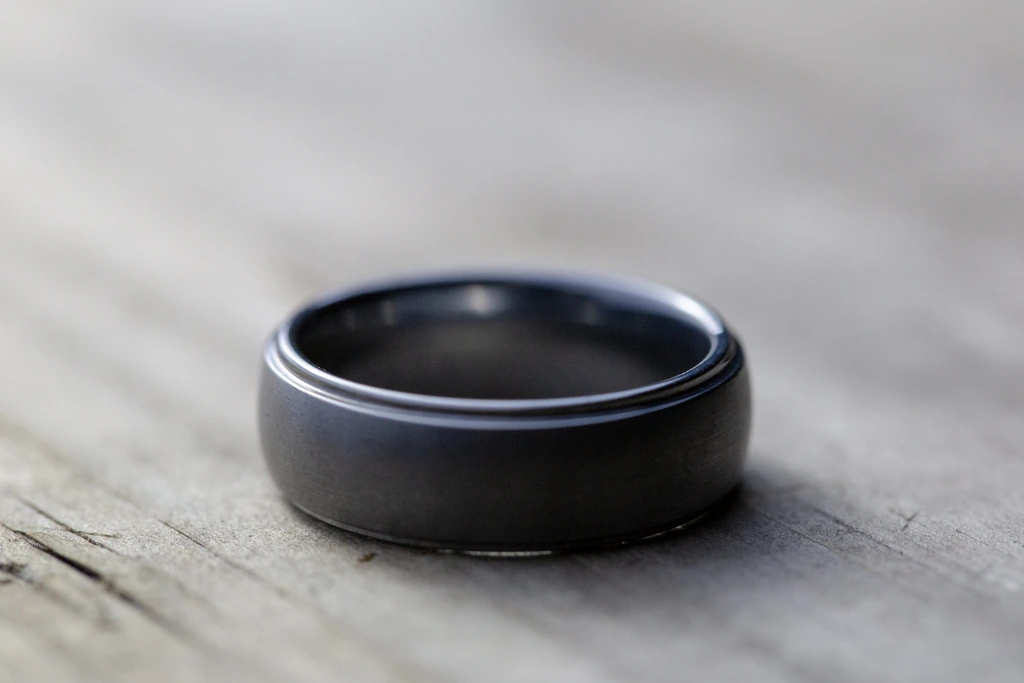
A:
268,270,737,418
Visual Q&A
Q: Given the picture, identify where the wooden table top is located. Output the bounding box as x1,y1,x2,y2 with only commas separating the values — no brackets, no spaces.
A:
2,2,1023,681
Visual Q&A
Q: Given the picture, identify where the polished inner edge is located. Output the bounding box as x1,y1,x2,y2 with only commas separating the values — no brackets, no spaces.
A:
290,280,716,400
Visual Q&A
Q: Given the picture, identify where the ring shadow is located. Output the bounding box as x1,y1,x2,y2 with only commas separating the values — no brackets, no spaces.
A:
283,454,839,626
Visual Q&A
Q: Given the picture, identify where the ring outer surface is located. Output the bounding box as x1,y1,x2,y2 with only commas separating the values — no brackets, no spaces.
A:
258,273,752,552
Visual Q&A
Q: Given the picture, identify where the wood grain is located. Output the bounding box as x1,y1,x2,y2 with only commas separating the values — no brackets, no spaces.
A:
2,1,1023,681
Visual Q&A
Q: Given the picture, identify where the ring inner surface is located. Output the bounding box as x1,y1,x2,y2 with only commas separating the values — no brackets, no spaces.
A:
292,282,713,400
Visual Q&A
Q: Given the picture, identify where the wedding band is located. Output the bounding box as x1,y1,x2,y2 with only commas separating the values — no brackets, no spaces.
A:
259,271,751,551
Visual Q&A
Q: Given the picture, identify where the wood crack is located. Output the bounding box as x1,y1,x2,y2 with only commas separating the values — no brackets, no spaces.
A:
900,510,920,532
0,414,435,679
753,501,995,602
158,520,294,601
1,523,193,644
157,521,443,682
15,496,119,551
740,502,956,603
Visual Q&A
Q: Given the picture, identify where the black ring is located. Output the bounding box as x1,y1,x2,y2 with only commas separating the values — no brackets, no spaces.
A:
259,272,751,551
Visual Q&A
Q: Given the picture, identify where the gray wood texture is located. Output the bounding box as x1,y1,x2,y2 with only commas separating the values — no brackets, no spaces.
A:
2,1,1023,681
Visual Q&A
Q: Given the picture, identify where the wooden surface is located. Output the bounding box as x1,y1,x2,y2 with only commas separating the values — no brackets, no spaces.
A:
2,2,1024,681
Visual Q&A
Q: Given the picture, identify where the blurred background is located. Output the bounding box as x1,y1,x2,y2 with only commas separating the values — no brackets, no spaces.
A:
2,2,1024,682
4,1,1023,347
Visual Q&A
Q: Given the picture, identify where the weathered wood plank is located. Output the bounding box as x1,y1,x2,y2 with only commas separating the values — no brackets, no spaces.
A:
2,1,1024,681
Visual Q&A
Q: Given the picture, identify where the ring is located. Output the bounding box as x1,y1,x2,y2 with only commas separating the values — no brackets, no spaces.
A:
259,272,751,551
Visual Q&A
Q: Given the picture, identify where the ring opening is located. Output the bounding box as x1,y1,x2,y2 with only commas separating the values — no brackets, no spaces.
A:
290,281,714,400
